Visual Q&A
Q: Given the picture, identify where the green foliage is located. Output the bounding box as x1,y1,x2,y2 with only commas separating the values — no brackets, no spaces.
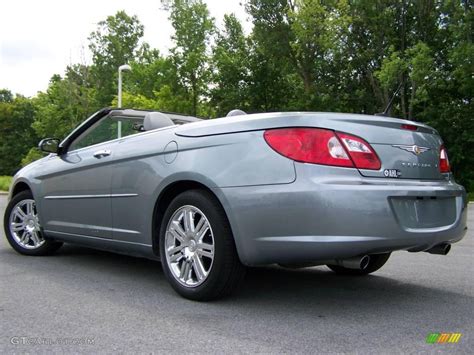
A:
0,94,38,175
21,148,46,167
111,92,160,110
166,0,215,116
0,89,14,103
32,65,99,140
0,176,12,192
211,14,250,116
89,10,146,106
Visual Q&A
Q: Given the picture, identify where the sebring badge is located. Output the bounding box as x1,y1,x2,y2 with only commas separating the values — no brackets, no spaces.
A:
393,144,430,155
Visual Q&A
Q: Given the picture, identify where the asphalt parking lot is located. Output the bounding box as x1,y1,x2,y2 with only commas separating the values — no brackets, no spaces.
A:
0,194,472,353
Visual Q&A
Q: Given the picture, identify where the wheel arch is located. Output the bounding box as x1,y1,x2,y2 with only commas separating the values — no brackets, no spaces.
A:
11,180,32,197
151,180,230,257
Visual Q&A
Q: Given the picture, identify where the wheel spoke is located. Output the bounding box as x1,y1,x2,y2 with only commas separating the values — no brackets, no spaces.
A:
186,262,193,282
192,254,206,281
11,222,24,232
19,231,30,244
26,202,33,216
167,245,184,262
169,223,185,243
196,242,214,259
180,260,191,282
194,217,205,235
183,209,195,233
170,253,184,263
169,227,184,243
30,231,41,246
195,221,209,242
13,207,27,221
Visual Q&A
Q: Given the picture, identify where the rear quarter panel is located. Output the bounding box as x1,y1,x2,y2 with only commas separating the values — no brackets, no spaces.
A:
109,127,295,246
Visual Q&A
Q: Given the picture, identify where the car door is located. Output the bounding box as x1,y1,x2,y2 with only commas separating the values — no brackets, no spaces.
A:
109,121,175,245
38,115,120,239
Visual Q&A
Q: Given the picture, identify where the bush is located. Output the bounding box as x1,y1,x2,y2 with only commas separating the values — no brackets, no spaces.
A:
0,176,12,192
21,148,46,167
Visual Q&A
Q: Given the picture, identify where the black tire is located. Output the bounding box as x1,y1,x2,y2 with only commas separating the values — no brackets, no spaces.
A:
159,189,246,301
4,190,63,256
327,253,391,275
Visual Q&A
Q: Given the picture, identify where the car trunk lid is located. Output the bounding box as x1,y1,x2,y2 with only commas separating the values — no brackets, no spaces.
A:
337,118,444,180
175,112,445,180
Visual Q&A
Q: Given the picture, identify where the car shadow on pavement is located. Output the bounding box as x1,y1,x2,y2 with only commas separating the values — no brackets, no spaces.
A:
2,242,470,320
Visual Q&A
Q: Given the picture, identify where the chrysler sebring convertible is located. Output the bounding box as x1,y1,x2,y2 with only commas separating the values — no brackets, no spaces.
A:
4,108,468,300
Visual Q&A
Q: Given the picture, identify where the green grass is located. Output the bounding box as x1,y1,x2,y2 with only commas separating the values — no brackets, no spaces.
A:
469,192,474,202
0,176,12,192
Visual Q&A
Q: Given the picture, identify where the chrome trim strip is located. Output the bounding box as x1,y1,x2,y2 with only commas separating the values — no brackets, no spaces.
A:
45,193,138,200
47,221,140,235
44,230,151,247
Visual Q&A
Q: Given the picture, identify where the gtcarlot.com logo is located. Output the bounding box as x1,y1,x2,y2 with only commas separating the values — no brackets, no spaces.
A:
426,333,462,344
10,337,95,346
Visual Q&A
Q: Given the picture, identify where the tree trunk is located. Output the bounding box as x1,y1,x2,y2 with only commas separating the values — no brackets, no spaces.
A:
408,79,416,120
191,73,197,116
301,69,313,93
366,70,385,111
400,74,407,119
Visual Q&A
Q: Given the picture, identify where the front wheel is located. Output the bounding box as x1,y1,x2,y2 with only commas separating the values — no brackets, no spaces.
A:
4,190,62,256
159,189,246,301
327,253,391,275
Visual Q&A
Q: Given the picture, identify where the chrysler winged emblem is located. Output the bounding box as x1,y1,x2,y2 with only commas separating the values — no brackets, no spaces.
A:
392,144,430,156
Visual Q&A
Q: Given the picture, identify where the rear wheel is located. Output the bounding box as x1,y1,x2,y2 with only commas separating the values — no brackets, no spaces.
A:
4,190,62,256
159,189,246,301
327,253,391,275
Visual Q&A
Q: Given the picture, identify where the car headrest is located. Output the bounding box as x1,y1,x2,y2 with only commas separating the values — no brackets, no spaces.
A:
226,109,247,117
143,112,174,131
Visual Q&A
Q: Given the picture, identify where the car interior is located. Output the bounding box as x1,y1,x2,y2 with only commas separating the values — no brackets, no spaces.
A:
68,108,248,151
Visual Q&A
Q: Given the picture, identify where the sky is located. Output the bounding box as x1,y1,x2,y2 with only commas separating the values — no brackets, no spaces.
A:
0,0,250,97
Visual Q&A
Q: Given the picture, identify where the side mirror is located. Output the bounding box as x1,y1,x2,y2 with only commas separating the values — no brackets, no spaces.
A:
38,138,60,154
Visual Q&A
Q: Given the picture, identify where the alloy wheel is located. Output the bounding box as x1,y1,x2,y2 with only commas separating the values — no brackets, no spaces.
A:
8,199,45,249
164,205,215,287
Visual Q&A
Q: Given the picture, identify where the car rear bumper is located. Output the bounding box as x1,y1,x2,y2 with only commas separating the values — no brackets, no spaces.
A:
214,163,468,266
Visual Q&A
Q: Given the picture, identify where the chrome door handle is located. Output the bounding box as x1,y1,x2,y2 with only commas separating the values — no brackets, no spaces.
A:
93,149,111,158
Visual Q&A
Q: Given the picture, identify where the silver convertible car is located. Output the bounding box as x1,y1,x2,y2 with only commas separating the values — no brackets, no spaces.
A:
4,108,468,300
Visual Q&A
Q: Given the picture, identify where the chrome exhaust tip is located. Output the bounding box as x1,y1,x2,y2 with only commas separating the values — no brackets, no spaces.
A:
359,255,371,270
426,243,451,255
328,255,371,270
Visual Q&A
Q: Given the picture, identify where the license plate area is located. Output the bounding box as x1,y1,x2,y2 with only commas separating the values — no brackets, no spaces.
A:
390,196,457,229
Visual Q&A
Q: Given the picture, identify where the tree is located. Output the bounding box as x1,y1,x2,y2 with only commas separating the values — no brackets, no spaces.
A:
88,10,146,106
245,0,353,111
32,65,99,140
165,0,214,116
246,37,298,112
211,14,250,116
122,49,194,113
0,95,38,175
125,48,169,99
0,89,14,103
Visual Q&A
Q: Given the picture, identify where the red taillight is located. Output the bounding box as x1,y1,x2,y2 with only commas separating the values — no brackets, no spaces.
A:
263,128,381,170
336,132,381,170
263,128,353,167
439,145,450,173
